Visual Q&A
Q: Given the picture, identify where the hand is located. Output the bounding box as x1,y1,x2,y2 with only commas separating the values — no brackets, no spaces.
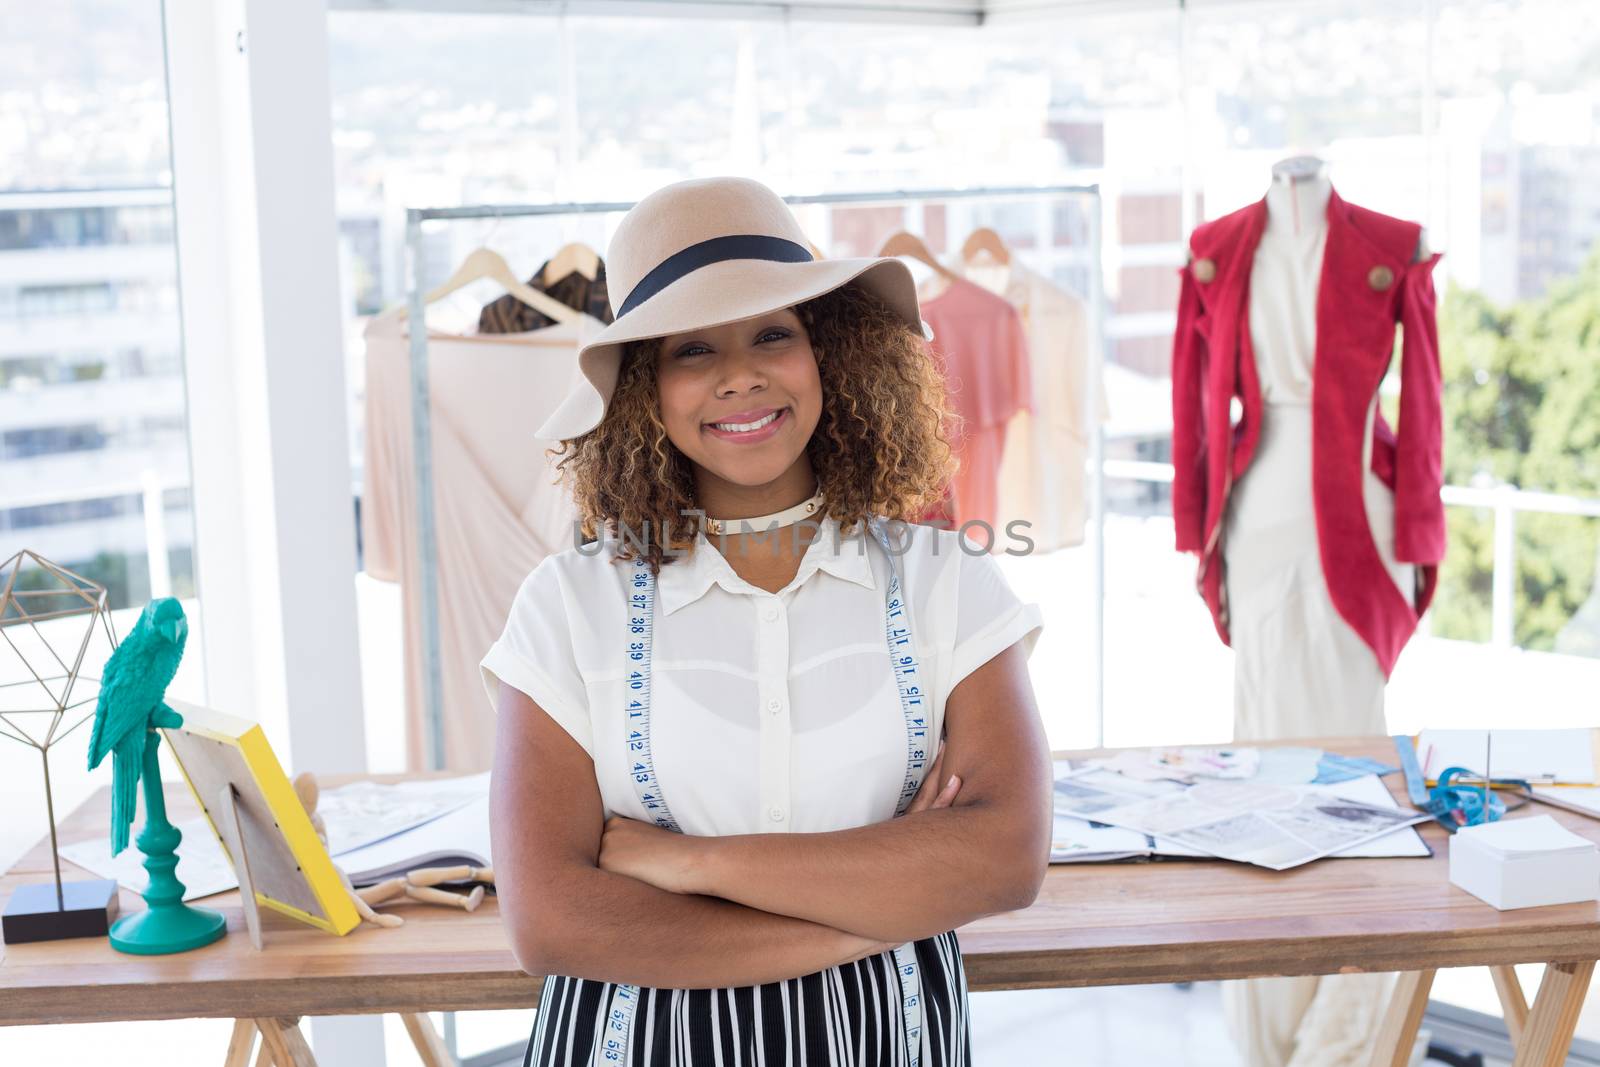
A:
598,814,705,895
905,739,961,814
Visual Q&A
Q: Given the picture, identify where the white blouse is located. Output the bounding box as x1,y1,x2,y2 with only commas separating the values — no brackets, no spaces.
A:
480,514,1044,837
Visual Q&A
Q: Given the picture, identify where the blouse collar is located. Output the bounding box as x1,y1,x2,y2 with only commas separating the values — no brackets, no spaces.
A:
656,512,877,616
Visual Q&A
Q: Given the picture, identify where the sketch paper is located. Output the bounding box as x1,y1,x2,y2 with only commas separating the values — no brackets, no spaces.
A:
60,816,236,901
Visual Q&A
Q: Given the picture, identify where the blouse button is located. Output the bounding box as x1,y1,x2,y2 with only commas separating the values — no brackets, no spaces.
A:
763,606,779,622
767,698,782,713
769,806,786,822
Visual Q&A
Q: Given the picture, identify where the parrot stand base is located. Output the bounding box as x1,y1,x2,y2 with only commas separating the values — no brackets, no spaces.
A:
109,897,226,955
106,725,227,955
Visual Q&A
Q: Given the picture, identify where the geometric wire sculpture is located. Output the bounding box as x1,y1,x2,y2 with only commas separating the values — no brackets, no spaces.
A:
0,549,121,907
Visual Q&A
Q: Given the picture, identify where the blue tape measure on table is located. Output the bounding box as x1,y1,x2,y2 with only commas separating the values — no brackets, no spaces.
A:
594,517,929,1067
1392,734,1518,833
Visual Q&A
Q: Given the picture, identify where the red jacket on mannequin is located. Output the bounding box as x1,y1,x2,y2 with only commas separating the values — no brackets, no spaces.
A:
1170,185,1446,677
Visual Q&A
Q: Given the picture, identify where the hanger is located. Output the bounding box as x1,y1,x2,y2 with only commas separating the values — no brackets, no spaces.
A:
399,246,578,325
877,231,959,281
959,227,1011,267
541,242,600,286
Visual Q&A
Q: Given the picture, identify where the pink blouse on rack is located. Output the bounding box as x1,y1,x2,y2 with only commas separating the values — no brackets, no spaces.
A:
917,276,1033,534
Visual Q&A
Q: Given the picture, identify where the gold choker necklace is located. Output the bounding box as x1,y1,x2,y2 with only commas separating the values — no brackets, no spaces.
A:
704,492,824,536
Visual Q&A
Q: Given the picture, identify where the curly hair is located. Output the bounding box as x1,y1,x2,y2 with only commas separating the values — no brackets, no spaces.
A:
546,280,960,574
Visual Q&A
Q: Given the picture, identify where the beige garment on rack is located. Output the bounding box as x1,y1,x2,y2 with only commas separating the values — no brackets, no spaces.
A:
959,258,1106,552
361,307,605,771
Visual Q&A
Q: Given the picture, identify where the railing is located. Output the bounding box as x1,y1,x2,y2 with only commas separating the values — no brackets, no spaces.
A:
7,464,1598,656
0,473,177,599
1102,459,1600,651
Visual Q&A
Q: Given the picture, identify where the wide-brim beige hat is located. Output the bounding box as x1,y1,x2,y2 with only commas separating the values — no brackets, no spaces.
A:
536,176,932,441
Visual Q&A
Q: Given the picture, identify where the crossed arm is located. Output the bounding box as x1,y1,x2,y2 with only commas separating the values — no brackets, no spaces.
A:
490,640,1051,988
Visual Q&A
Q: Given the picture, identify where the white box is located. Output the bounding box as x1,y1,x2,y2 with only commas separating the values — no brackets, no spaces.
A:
1449,815,1600,911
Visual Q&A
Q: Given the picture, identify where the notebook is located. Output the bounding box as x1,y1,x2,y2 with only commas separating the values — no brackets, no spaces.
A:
1415,729,1598,785
336,793,492,887
1529,786,1600,822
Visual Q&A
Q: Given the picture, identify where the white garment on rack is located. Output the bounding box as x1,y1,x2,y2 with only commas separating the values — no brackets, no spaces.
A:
1221,194,1414,744
361,307,604,771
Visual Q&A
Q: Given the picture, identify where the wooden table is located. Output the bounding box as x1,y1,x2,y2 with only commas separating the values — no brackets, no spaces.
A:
4,736,1598,1066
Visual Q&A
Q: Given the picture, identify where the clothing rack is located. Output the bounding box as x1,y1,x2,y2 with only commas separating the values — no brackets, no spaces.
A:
402,183,1109,773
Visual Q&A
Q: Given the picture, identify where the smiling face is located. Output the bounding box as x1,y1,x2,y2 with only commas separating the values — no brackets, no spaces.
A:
654,307,823,510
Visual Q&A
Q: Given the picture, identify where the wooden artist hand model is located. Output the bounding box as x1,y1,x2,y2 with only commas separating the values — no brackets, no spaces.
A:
355,864,494,919
290,772,494,928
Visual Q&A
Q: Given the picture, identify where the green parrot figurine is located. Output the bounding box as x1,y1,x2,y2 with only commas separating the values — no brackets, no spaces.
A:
85,597,225,954
87,597,189,856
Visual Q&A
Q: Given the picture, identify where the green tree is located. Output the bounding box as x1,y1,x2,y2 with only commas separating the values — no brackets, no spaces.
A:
1430,247,1600,653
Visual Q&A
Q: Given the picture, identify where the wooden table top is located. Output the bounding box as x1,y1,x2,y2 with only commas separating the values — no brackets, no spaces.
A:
4,736,1599,1026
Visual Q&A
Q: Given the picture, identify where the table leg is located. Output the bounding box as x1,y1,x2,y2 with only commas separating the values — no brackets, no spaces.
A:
1366,969,1435,1067
1510,960,1595,1067
1490,964,1529,1046
254,1016,319,1067
224,1018,257,1067
401,1011,459,1067
253,1039,276,1067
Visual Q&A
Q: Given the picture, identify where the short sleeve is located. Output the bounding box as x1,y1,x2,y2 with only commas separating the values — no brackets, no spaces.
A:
947,539,1044,692
479,558,595,758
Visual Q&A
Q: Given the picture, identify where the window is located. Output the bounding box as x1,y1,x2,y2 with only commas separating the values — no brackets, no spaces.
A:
0,4,197,617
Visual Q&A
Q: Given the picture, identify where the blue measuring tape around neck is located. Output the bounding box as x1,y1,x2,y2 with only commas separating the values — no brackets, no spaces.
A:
593,516,930,1067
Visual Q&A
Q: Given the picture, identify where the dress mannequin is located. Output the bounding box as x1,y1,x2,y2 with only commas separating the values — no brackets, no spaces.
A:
1220,158,1425,1067
1223,158,1416,742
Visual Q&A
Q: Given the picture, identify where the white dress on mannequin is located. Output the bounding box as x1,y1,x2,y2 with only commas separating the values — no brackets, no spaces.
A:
1222,175,1415,744
1220,171,1424,1067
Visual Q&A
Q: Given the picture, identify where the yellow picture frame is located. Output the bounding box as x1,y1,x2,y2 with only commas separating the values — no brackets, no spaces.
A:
160,698,360,936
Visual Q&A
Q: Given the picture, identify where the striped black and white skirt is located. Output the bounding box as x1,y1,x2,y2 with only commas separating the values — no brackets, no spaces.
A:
522,930,971,1066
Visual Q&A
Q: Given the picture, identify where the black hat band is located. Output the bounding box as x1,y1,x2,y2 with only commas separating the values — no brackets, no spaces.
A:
615,234,814,320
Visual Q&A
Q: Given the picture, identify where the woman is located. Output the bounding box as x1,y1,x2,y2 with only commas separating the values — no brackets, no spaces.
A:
482,176,1052,1066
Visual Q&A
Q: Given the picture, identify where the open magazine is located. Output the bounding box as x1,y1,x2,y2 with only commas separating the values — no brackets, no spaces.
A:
1052,762,1430,870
